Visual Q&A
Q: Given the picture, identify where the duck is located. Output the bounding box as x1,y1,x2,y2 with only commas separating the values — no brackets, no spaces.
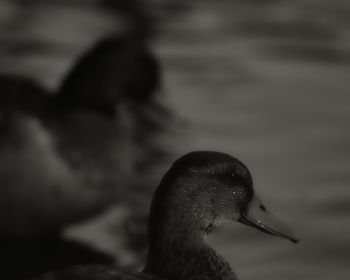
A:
56,35,175,128
33,151,298,280
0,34,181,237
54,34,182,170
41,34,186,268
0,34,185,277
40,34,183,222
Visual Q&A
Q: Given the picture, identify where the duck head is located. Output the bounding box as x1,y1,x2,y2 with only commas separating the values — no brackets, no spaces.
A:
147,151,298,247
115,38,181,130
56,35,177,126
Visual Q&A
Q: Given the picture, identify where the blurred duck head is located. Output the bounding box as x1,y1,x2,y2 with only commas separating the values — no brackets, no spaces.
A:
56,36,182,128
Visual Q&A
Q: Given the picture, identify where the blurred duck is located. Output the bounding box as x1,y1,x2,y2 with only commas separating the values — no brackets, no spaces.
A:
34,151,298,280
57,35,175,127
47,34,183,214
0,35,180,237
45,35,186,267
0,35,185,277
54,36,184,202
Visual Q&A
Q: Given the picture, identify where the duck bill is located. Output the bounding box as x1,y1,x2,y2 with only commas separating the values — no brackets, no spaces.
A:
238,195,299,243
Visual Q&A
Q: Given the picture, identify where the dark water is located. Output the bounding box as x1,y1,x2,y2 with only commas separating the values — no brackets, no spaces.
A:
1,1,350,279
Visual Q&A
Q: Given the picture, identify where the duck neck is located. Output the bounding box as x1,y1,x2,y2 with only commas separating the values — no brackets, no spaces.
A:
143,194,237,280
143,231,237,280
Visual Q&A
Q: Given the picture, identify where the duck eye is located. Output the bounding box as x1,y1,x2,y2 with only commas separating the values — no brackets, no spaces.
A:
231,172,236,178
